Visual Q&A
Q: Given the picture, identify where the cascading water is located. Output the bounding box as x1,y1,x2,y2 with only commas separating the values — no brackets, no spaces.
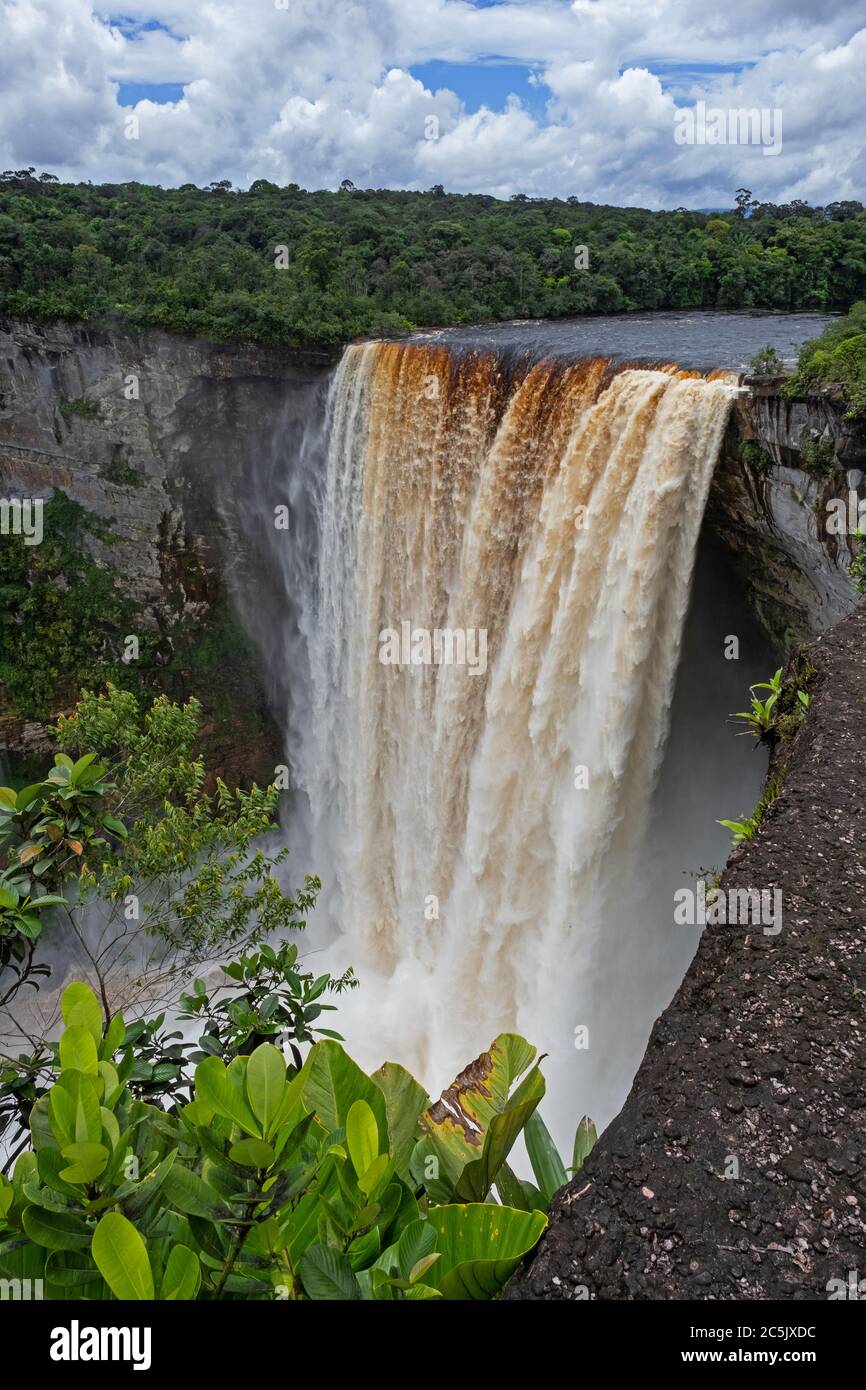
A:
272,339,745,1144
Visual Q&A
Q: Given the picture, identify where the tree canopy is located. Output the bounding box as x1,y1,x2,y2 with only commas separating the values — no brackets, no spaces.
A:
1,171,865,350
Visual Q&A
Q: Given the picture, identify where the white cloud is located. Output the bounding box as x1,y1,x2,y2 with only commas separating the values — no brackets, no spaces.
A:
0,0,862,208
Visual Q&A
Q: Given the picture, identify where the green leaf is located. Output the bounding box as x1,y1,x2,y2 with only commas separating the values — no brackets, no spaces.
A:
15,785,42,812
424,1204,547,1300
61,983,103,1044
301,1041,388,1152
60,1025,99,1076
494,1161,532,1212
71,752,98,781
229,1138,275,1169
370,1060,428,1181
245,1043,286,1135
48,1084,75,1147
22,1206,91,1251
358,1153,393,1200
59,1141,109,1184
92,1212,154,1300
524,1109,568,1204
101,814,128,840
456,1064,545,1202
395,1217,436,1279
162,1164,228,1220
56,1071,102,1144
419,1034,542,1203
410,1252,441,1284
571,1115,597,1175
101,1010,126,1058
161,1245,201,1301
346,1099,379,1181
194,1055,260,1137
299,1243,362,1300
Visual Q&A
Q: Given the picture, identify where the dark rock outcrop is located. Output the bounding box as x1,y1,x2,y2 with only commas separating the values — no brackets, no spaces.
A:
504,604,866,1300
708,386,865,645
0,318,332,777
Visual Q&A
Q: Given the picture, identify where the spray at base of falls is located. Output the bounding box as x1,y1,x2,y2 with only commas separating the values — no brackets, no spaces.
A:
280,341,739,1143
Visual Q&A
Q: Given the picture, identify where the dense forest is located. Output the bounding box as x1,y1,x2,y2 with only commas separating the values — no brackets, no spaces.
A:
1,170,865,350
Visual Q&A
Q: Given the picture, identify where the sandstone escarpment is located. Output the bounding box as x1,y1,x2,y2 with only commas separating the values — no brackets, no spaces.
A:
0,318,332,776
708,386,865,645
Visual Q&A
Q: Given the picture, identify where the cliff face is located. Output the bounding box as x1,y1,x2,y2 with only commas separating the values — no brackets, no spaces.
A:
505,604,866,1301
0,318,332,774
708,386,865,646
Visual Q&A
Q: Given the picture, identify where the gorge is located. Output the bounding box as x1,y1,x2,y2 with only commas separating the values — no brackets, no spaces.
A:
1,311,863,1296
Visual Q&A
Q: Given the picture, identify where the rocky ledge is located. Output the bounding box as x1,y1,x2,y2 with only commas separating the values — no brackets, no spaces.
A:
505,604,866,1301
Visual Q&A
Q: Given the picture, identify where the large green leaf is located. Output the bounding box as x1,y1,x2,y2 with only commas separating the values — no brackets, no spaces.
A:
245,1043,286,1136
419,1034,541,1201
59,1026,99,1077
455,1065,545,1202
525,1109,568,1204
371,1060,428,1181
44,1251,108,1301
61,983,103,1044
22,1206,92,1251
229,1138,275,1169
55,1071,102,1144
301,1042,388,1152
494,1161,532,1212
299,1243,362,1300
194,1055,260,1136
162,1163,229,1220
59,1141,109,1184
92,1212,155,1300
161,1244,201,1301
346,1099,379,1181
424,1204,547,1300
30,1096,58,1152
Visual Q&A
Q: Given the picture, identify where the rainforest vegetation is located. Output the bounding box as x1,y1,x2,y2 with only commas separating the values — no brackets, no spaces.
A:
784,300,866,419
0,686,594,1301
1,170,865,350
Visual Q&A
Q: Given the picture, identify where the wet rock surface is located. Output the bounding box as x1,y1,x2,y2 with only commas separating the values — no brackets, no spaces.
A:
709,390,864,645
505,605,866,1300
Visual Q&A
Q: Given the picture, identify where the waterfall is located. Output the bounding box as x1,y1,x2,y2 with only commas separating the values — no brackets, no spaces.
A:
282,340,739,1137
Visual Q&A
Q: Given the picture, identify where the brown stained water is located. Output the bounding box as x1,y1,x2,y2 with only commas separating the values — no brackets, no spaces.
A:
290,335,765,1136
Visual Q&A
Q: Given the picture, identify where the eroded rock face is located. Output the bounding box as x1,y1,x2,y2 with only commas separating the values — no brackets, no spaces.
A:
505,606,866,1301
0,318,331,619
708,388,865,645
0,318,333,772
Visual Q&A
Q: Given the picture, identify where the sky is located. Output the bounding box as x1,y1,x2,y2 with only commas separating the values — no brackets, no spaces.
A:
0,0,863,209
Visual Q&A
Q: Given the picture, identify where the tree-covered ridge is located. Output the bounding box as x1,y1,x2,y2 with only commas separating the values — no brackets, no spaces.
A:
1,172,865,350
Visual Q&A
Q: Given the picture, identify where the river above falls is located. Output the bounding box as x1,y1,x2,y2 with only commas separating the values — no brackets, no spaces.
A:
406,308,836,370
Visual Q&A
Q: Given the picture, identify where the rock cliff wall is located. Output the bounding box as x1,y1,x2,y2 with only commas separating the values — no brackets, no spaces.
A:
0,318,332,776
708,385,864,645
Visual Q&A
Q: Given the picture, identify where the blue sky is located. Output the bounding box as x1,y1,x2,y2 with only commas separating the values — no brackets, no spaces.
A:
0,1,863,208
